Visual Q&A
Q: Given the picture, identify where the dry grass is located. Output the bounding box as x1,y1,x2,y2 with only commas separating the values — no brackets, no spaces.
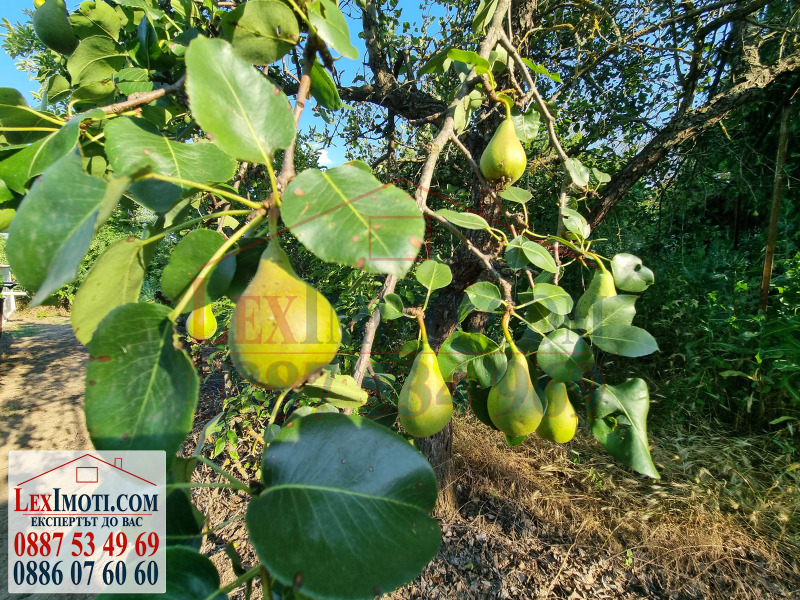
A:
449,416,800,597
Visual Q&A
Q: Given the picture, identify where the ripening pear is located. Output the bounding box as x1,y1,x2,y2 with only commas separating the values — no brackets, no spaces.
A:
487,344,544,437
534,380,578,443
186,305,217,341
398,334,453,438
33,0,46,7
33,0,78,55
575,269,617,320
479,119,527,187
228,239,341,390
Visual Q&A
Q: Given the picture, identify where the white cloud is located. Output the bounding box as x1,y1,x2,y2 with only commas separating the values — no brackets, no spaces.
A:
317,149,334,167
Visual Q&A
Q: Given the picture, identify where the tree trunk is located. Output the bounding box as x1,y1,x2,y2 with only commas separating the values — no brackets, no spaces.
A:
759,104,792,311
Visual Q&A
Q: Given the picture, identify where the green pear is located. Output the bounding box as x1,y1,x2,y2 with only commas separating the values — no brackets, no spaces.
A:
487,344,544,437
228,239,341,390
575,269,617,319
186,304,217,341
0,208,15,233
33,0,78,55
398,335,453,438
534,380,578,443
479,119,527,187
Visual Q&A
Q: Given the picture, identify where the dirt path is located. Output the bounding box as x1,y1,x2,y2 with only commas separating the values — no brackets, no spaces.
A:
0,314,93,599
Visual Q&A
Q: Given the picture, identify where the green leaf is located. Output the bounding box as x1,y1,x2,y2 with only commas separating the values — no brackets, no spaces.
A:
105,116,237,212
0,91,55,144
498,186,531,205
510,108,540,143
308,0,358,59
590,324,658,357
309,61,343,110
302,372,368,409
583,295,636,334
115,67,154,95
416,259,452,290
160,229,236,309
6,151,121,304
435,208,489,230
112,0,164,19
465,281,503,312
536,328,593,383
446,48,491,71
248,414,439,600
85,303,198,455
453,89,483,134
71,237,148,345
610,253,655,292
95,546,224,600
438,331,507,387
418,45,453,75
591,166,611,184
471,0,499,34
522,302,563,335
565,157,590,187
379,292,404,320
283,164,424,277
561,207,590,239
221,0,300,65
531,283,573,315
43,74,72,105
589,379,660,478
70,0,122,41
67,36,126,86
165,488,204,550
0,112,89,193
185,36,295,163
506,236,557,273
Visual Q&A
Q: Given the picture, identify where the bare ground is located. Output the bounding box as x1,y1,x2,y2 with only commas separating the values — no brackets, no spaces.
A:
0,312,93,599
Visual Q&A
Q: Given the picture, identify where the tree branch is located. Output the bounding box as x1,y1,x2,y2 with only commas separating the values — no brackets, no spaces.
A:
589,53,800,229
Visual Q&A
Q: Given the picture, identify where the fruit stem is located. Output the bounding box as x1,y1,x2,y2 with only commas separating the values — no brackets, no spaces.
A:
169,213,265,319
498,95,513,120
265,159,281,207
266,388,291,434
141,210,252,245
587,252,607,273
141,172,262,209
501,309,516,348
415,312,429,345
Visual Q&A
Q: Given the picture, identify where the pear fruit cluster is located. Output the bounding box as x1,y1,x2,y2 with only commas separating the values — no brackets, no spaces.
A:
32,0,78,55
480,119,527,187
398,328,453,438
228,239,341,390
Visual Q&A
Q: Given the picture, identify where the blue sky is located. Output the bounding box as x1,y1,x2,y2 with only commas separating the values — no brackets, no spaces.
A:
1,1,451,167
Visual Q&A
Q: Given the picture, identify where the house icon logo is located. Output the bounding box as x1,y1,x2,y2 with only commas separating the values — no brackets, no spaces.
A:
16,453,157,489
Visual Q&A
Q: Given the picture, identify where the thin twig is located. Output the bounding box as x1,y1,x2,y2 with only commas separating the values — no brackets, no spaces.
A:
497,29,570,165
449,132,490,188
350,275,398,387
93,75,187,117
276,37,319,192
